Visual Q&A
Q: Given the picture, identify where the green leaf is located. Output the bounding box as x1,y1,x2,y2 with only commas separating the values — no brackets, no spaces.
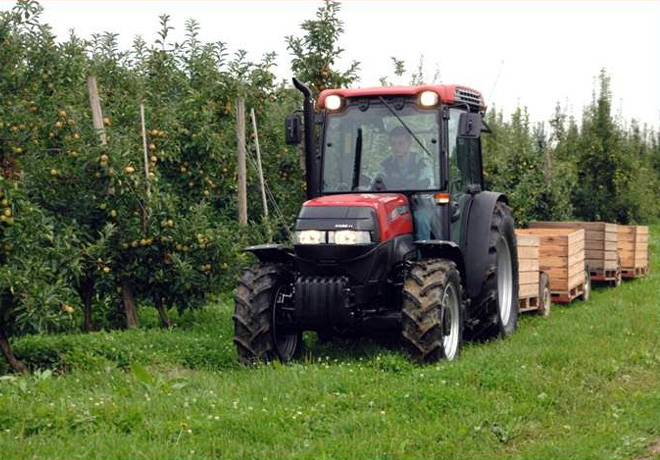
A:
130,363,154,386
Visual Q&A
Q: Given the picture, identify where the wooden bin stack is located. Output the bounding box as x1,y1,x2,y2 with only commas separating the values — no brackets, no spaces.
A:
516,228,586,303
617,225,649,278
529,221,619,282
515,232,540,312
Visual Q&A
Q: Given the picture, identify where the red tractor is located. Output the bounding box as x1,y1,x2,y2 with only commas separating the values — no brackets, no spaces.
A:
234,78,518,363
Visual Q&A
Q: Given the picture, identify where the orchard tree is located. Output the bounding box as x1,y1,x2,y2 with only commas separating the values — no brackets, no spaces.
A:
286,0,360,95
0,180,80,373
482,106,573,225
573,70,626,222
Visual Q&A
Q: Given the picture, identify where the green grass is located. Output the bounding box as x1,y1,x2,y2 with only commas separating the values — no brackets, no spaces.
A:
0,227,658,459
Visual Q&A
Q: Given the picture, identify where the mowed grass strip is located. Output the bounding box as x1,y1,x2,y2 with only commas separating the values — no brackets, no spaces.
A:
0,226,658,459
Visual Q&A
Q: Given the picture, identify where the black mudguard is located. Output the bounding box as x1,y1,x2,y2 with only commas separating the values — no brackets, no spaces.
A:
414,240,466,286
244,244,296,265
463,191,507,299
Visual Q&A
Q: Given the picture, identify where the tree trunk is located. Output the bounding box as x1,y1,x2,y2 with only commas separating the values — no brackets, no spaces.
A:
154,296,170,329
79,276,94,332
0,296,27,374
121,278,139,329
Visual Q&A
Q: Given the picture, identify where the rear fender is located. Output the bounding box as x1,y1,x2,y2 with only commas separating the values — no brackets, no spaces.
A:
414,240,466,287
244,244,296,265
464,191,507,298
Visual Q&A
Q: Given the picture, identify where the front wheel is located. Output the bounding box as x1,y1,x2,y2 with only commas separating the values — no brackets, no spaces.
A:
234,264,302,364
401,259,464,363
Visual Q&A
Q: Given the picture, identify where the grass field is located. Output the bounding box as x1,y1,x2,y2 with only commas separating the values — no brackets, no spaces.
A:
0,226,658,459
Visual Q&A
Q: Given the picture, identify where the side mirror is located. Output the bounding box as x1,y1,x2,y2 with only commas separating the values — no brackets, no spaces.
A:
285,113,302,145
458,112,482,138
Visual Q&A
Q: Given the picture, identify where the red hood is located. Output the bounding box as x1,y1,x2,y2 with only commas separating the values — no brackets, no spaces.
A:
303,193,413,242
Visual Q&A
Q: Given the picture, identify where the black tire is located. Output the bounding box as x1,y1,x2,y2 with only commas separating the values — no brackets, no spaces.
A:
580,266,592,301
472,201,519,339
233,263,302,364
401,259,464,363
538,272,551,317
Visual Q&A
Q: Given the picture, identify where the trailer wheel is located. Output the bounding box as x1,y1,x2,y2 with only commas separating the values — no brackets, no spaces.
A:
610,256,622,287
234,264,302,364
538,272,551,317
580,267,591,301
402,259,464,363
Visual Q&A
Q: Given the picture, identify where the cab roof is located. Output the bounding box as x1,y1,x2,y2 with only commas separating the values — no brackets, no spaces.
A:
317,84,486,111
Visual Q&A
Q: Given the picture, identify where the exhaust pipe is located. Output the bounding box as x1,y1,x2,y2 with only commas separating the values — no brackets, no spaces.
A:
292,77,319,199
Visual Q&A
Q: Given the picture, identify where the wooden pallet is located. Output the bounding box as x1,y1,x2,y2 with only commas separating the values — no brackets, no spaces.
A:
551,281,587,304
622,265,649,279
516,232,540,304
518,295,540,313
590,267,619,281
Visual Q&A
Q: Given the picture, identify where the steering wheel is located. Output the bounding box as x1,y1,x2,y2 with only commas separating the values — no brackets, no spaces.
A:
372,176,387,191
336,182,350,192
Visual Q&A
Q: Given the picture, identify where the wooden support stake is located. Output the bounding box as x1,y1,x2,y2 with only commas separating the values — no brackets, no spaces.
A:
87,75,138,329
87,75,107,146
236,97,247,226
80,74,110,333
250,108,269,219
140,104,151,198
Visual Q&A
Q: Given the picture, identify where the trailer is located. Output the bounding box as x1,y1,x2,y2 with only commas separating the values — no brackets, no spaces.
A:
618,225,649,279
529,221,620,286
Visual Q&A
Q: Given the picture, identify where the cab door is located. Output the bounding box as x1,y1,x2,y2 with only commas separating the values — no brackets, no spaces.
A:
447,108,483,248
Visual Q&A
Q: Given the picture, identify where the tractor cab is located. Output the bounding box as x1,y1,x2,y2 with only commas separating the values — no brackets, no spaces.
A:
288,83,487,248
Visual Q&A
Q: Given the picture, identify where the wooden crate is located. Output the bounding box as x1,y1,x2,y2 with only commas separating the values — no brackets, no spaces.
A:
516,228,586,303
618,225,649,278
529,221,619,280
515,232,540,312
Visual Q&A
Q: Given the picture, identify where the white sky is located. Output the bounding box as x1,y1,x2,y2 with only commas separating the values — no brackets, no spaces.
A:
3,1,659,130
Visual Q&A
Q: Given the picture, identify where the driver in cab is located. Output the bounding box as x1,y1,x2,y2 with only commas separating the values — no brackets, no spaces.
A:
372,126,435,240
374,126,434,190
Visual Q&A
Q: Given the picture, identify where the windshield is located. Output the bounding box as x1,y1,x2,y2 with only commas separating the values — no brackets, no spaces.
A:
321,102,441,193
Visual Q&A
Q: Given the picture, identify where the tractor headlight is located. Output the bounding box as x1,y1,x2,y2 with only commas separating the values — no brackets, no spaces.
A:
294,230,326,245
328,230,372,245
325,94,343,111
419,90,438,107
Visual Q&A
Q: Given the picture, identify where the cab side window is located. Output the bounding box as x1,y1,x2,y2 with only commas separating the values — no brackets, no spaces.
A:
448,108,482,192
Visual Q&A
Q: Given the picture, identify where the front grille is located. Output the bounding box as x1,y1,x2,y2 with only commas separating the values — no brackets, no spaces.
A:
294,276,353,328
455,87,483,108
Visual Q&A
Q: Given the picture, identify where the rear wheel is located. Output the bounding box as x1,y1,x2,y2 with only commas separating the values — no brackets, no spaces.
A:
537,272,551,317
234,264,302,364
472,201,519,339
401,259,464,363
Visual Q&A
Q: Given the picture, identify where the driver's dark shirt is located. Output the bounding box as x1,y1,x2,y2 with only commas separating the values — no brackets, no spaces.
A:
378,154,433,190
